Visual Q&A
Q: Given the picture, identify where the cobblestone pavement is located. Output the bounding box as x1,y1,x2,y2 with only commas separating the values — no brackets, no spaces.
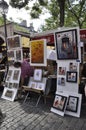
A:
0,93,86,130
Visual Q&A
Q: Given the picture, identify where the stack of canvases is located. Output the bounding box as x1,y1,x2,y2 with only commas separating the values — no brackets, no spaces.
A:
1,35,23,101
51,27,82,118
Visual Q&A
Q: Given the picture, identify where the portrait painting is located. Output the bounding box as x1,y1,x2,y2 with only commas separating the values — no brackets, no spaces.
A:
55,28,78,60
30,39,47,66
15,49,23,62
69,62,77,71
53,94,67,111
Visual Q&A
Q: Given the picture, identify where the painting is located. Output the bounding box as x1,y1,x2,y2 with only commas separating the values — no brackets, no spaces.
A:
66,71,77,83
66,96,79,112
59,67,66,75
58,77,65,86
1,87,17,101
69,62,77,71
7,35,21,50
15,49,23,62
36,83,45,91
55,28,78,60
13,69,21,82
65,93,82,117
53,94,67,111
30,39,47,66
29,81,37,89
6,69,13,82
33,69,42,81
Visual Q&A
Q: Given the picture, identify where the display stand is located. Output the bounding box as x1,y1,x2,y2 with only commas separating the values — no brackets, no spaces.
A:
1,35,23,101
51,27,82,117
22,76,47,106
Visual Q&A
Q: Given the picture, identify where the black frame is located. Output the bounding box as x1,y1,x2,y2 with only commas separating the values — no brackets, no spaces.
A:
66,96,79,112
55,29,78,60
53,94,67,111
66,71,77,83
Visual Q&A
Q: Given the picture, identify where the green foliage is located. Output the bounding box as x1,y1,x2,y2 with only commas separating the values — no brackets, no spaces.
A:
9,0,86,31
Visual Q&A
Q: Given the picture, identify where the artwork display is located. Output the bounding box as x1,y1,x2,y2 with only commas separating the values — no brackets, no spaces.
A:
1,87,17,101
55,29,78,60
36,83,45,91
30,39,47,66
7,35,21,50
33,69,42,81
66,71,77,83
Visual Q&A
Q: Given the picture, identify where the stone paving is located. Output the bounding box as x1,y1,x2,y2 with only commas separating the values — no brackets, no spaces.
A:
0,92,86,130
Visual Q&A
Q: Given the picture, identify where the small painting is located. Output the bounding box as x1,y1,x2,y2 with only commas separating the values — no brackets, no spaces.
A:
66,96,79,112
66,71,77,83
53,94,67,111
58,77,65,86
33,69,42,81
69,62,77,71
59,67,66,75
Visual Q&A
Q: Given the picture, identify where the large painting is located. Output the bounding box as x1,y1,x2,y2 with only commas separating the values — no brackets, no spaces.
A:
30,39,47,66
55,28,78,60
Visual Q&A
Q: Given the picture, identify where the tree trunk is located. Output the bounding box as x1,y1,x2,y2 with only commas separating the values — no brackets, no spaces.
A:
58,0,65,27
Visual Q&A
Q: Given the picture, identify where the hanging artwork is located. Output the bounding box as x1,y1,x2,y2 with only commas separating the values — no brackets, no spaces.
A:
30,39,47,66
55,28,78,60
66,71,77,83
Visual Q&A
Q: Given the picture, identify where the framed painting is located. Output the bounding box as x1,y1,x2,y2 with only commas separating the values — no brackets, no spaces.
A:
1,87,17,101
55,28,78,60
6,69,13,82
66,96,79,112
33,69,42,81
7,35,21,50
66,71,77,83
30,39,47,66
65,93,82,117
13,69,21,83
15,48,23,62
53,94,67,111
51,92,68,116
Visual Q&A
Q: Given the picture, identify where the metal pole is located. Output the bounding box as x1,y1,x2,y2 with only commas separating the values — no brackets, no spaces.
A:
3,13,8,73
